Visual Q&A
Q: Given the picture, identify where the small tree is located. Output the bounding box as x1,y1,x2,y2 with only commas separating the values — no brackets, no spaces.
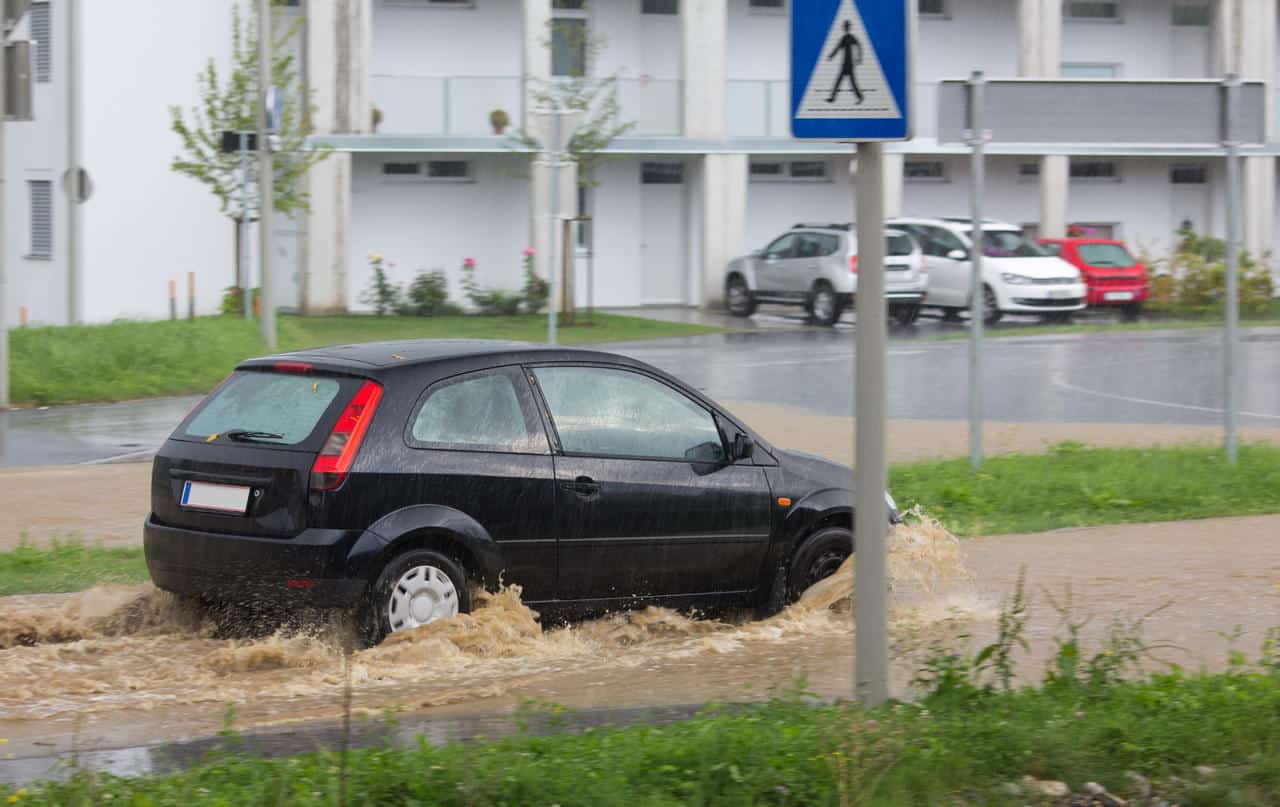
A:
169,4,331,289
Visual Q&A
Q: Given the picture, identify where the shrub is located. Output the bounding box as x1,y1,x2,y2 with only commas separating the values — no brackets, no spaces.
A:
219,286,260,317
1140,228,1275,318
360,252,403,316
461,257,524,316
402,270,461,317
521,248,549,314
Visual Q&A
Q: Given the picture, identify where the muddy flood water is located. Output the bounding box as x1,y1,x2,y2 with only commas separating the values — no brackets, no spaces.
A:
1,513,1277,764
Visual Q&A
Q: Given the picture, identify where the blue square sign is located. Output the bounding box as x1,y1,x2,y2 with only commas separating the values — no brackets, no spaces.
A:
791,0,911,141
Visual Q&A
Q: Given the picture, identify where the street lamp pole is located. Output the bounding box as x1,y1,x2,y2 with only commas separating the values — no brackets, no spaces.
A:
257,0,276,350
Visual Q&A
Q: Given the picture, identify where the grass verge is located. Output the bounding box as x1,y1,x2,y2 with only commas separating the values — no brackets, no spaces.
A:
12,665,1280,805
0,542,148,596
889,442,1280,536
10,313,726,405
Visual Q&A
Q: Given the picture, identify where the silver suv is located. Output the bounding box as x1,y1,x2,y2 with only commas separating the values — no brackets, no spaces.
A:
724,223,929,327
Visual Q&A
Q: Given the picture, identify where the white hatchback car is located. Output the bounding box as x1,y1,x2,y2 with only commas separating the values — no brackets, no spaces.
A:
888,217,1087,323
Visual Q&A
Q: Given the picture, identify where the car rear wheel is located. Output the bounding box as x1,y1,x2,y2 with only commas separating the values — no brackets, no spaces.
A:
364,548,472,644
787,526,854,602
726,277,757,317
810,283,841,327
891,303,921,326
1121,302,1142,323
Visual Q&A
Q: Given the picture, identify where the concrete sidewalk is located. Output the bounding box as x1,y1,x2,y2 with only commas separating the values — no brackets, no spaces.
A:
4,405,1278,552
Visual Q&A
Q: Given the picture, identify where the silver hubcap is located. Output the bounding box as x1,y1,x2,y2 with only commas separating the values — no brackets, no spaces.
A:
388,565,459,632
728,284,748,309
813,290,834,321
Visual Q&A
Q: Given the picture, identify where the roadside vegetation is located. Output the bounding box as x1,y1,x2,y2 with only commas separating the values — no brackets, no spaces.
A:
11,601,1280,806
0,542,148,597
889,442,1280,536
8,313,724,406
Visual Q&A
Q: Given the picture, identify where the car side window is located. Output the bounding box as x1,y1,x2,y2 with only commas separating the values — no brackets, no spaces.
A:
802,233,840,257
927,226,968,258
533,366,726,463
408,367,548,454
762,233,797,260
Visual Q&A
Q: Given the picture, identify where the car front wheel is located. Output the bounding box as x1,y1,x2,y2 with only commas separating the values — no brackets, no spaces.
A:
891,303,921,326
787,526,854,602
982,285,1002,325
364,548,472,644
810,283,841,327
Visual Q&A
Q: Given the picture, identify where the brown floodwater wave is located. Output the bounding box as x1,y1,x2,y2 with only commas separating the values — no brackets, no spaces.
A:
0,514,984,727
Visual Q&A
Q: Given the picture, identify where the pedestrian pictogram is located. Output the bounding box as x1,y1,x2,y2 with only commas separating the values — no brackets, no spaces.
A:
791,0,909,141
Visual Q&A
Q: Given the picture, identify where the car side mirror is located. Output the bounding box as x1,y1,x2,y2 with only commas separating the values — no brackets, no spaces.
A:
947,249,968,261
732,433,755,461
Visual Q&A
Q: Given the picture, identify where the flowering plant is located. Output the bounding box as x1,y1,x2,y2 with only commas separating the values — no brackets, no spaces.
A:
521,248,549,314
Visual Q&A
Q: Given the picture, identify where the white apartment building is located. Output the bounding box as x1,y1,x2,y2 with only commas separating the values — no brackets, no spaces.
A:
5,0,1278,323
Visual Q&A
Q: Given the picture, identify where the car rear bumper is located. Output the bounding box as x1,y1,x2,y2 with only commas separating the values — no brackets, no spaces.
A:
144,515,367,607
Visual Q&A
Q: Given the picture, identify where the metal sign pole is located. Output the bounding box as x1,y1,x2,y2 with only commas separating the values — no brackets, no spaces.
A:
853,141,889,707
1222,74,1240,464
240,134,252,320
0,20,9,409
966,71,986,471
257,0,276,350
547,108,561,347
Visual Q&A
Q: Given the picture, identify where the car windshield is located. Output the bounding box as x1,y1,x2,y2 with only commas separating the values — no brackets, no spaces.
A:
184,371,341,445
1076,243,1136,268
968,230,1049,258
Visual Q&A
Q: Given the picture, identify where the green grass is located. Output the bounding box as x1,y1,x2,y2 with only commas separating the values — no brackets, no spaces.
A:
11,668,1280,805
0,542,148,596
10,313,725,405
890,442,1280,536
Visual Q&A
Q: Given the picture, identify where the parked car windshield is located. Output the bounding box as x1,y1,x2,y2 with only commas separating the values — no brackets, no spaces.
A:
1076,243,1136,268
969,230,1049,258
184,371,341,445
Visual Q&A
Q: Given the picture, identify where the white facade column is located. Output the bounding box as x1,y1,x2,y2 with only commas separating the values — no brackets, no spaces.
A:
1217,0,1275,259
1019,0,1065,238
681,0,727,140
699,154,747,308
301,0,371,314
524,0,557,289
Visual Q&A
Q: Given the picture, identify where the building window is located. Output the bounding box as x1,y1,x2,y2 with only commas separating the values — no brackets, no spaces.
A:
426,160,472,181
1069,159,1119,181
642,0,677,13
1065,1,1120,21
748,0,785,13
1171,3,1210,26
1018,162,1041,182
748,159,830,182
918,0,947,17
1061,62,1120,78
904,160,947,181
385,0,477,6
551,17,588,76
30,2,50,83
382,162,423,179
1170,162,1207,184
641,161,684,184
28,180,52,259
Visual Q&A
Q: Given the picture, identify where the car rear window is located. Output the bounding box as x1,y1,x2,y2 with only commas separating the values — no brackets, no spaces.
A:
1076,243,1135,268
887,233,913,257
184,371,342,446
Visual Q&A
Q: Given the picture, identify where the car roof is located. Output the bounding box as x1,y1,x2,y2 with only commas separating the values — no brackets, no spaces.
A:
241,339,622,370
891,216,1021,232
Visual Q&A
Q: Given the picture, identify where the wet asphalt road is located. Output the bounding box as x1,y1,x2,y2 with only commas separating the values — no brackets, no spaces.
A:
1,322,1278,467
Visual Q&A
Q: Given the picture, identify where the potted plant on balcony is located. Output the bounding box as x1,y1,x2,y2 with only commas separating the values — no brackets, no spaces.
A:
489,107,510,135
371,106,383,133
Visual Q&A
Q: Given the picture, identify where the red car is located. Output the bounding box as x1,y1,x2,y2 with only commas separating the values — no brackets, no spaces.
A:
1039,237,1149,319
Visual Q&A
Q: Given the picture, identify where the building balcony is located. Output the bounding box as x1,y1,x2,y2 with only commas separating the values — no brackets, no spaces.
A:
370,74,683,137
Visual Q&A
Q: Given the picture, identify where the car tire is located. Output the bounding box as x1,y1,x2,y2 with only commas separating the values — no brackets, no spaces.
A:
787,526,854,603
363,548,472,645
982,285,1002,325
725,276,757,317
941,306,964,322
1121,302,1142,323
891,303,921,327
809,282,841,327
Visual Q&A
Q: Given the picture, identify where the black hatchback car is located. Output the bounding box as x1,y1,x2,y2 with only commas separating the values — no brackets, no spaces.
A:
145,340,895,642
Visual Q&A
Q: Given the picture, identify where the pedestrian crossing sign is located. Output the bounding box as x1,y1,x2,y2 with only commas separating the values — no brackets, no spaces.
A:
791,0,911,141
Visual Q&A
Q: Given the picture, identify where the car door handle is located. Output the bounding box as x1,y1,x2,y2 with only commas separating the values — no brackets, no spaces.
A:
560,476,600,497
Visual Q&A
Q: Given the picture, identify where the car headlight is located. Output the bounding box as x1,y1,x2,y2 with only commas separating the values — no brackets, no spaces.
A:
1001,273,1032,285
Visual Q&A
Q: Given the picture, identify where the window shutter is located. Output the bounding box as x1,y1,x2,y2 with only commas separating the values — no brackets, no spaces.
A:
30,2,51,83
29,180,53,258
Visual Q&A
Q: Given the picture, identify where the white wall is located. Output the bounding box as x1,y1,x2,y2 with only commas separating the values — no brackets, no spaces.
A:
917,0,1020,81
1061,0,1212,79
6,0,69,326
744,156,855,250
76,0,236,323
349,152,532,311
372,0,522,76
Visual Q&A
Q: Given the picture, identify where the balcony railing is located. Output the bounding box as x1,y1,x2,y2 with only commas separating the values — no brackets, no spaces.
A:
726,80,941,140
370,75,683,137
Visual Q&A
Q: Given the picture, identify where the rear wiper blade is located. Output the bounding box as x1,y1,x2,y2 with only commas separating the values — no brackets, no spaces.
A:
223,429,285,443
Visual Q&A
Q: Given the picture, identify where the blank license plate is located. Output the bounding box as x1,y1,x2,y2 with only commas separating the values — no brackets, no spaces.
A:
1048,288,1072,299
1104,291,1135,301
181,481,251,514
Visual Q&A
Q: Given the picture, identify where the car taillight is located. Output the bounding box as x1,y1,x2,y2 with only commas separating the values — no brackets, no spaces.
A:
311,380,383,492
849,255,859,274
